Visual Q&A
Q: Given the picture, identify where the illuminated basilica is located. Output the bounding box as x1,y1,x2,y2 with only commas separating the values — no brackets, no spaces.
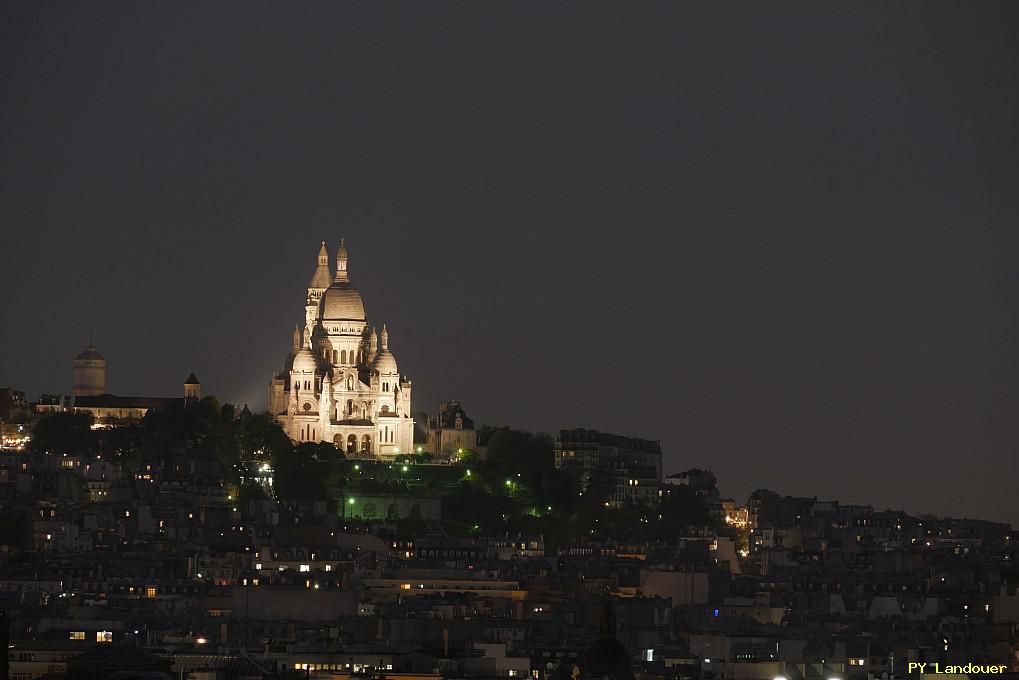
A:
268,241,414,458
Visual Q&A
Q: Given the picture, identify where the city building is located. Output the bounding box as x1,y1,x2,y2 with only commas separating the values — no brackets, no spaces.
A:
425,401,476,459
33,394,71,414
67,343,201,424
554,429,664,507
0,387,29,421
268,241,415,458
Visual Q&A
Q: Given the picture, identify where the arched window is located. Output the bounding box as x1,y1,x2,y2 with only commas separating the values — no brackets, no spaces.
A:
346,434,357,455
340,349,347,364
332,350,338,364
347,399,353,416
361,434,371,453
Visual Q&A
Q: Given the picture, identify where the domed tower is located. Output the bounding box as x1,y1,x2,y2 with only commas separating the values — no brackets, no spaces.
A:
319,239,367,368
73,341,106,397
288,329,325,442
372,324,399,376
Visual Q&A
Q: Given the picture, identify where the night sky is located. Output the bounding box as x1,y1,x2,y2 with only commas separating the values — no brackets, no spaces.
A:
3,2,1017,523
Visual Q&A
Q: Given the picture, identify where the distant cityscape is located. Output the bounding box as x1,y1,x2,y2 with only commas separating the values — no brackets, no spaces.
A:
0,242,1016,680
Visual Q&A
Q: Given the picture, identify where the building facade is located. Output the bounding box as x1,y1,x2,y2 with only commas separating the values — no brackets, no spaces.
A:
67,342,200,424
554,428,663,507
268,241,414,459
425,401,476,460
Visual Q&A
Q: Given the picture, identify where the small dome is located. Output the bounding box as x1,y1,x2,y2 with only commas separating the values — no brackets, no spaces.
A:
321,281,366,321
292,347,319,374
75,345,105,362
372,349,398,374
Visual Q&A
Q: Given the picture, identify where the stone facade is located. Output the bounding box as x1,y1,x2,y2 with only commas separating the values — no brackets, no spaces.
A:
268,241,414,459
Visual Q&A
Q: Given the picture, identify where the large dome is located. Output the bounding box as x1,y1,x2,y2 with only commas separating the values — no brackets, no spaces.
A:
320,281,366,321
75,346,105,362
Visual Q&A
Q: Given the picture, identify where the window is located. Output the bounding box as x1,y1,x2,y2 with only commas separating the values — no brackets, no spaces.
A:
146,586,157,598
341,350,347,364
300,564,310,572
96,631,113,643
69,631,86,640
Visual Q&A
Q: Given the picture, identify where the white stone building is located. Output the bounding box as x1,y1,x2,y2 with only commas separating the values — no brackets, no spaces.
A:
268,240,414,458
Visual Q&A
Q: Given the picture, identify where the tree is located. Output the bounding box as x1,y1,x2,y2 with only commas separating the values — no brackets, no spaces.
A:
29,412,96,455
273,441,327,501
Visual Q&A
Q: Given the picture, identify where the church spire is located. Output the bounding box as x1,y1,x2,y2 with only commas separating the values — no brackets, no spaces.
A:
292,325,301,353
367,326,379,363
335,238,350,282
380,323,389,350
309,241,332,289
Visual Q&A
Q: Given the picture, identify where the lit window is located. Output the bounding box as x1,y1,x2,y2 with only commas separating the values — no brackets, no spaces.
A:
300,564,310,572
69,632,86,640
146,587,157,598
96,631,113,643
